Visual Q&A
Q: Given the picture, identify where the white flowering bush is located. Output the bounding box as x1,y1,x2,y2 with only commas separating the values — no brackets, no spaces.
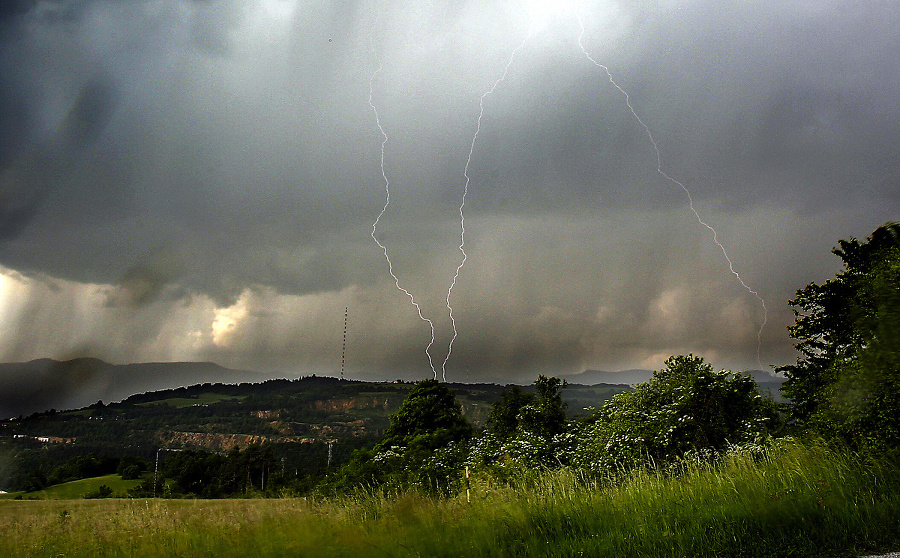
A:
466,431,503,467
470,376,574,476
568,355,782,476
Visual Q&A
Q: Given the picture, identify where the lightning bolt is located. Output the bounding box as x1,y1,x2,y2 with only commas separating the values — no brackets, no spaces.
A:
575,13,768,368
365,4,767,379
441,29,535,381
367,4,535,381
368,62,440,379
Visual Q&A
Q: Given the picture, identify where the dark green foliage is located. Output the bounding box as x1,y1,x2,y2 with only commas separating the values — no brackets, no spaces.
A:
647,355,773,450
487,385,535,440
116,455,147,480
159,444,292,497
778,222,900,449
518,375,568,439
83,484,113,499
3,449,151,492
1,374,626,495
162,450,228,496
484,376,568,442
0,376,418,492
126,475,163,498
321,447,383,494
47,453,119,486
327,379,474,495
375,379,473,494
21,468,48,492
378,379,473,451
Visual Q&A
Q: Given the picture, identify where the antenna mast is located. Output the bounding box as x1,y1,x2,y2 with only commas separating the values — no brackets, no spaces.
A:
340,306,348,380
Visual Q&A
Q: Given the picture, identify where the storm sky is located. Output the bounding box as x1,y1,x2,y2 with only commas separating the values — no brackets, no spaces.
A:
1,0,898,385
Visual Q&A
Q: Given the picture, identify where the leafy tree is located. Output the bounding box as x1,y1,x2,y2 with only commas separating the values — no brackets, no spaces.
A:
22,468,48,492
484,376,568,442
116,455,147,480
378,379,473,451
321,447,384,494
329,379,473,495
161,450,227,497
777,223,900,449
518,375,568,439
486,385,535,441
222,444,276,495
573,355,780,471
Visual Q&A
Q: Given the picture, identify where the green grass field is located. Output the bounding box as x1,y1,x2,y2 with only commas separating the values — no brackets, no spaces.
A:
0,440,897,557
0,474,145,500
136,392,244,408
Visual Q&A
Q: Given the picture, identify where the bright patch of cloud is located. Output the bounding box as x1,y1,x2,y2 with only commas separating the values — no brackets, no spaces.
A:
211,291,251,347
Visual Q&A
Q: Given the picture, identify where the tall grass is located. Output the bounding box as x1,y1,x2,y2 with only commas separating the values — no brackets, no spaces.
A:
1,439,897,557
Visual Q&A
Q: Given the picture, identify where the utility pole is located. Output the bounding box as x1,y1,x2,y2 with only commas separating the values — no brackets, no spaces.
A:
153,449,160,498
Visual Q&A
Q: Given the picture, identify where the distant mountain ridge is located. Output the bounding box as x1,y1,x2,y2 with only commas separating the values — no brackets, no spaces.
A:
0,358,263,418
562,369,655,386
564,368,786,386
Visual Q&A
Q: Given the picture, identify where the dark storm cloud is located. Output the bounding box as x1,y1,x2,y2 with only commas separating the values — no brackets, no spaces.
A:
0,0,897,389
0,73,119,240
0,82,31,171
60,73,119,148
0,0,36,21
0,0,384,298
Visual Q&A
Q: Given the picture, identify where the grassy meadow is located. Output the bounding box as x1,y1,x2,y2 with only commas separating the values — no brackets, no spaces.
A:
135,392,245,408
1,440,898,557
0,474,144,500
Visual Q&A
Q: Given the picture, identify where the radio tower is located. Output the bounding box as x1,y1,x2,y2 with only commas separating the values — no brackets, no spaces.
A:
340,306,348,380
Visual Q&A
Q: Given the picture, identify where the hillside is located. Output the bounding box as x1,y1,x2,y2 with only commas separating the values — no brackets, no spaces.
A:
0,374,632,492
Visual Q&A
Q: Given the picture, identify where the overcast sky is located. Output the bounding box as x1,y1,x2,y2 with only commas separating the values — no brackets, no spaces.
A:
0,0,897,386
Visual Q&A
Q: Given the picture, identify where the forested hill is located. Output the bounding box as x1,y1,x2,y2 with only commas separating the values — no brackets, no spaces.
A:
0,375,632,491
4,376,632,447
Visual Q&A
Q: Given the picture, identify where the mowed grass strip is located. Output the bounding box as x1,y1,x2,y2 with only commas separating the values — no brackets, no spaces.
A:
0,441,897,557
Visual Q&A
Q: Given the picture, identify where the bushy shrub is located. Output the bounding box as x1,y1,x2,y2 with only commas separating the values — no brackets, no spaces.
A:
84,484,113,499
471,376,571,472
116,455,147,480
570,355,781,474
